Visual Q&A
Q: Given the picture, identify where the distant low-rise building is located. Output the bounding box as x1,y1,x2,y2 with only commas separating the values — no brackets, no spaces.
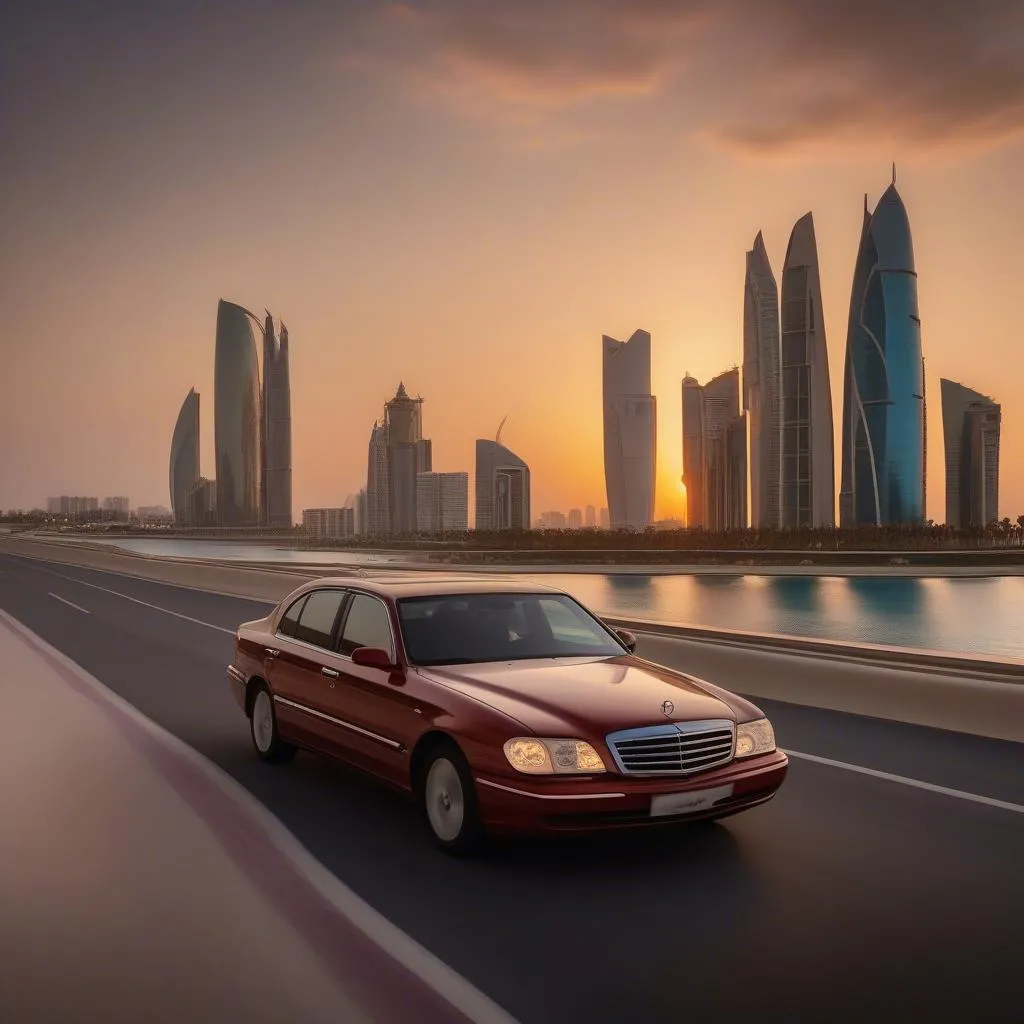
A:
136,505,173,522
537,510,567,530
302,507,354,540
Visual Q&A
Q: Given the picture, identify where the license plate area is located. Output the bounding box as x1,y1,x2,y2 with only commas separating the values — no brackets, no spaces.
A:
649,783,734,817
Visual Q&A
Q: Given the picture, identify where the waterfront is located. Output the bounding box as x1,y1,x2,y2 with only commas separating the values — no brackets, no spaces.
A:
58,538,1024,659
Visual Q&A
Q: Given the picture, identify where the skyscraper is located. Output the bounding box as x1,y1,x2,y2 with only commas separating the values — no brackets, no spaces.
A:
260,313,292,528
169,388,200,525
781,213,835,527
417,472,469,533
940,379,1000,528
682,375,705,528
365,421,389,535
682,369,747,531
214,299,261,526
475,437,531,530
743,232,781,529
839,179,925,526
603,329,656,530
585,505,596,528
385,382,427,535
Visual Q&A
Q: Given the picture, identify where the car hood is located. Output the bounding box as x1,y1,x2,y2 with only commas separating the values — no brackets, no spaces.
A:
419,656,735,738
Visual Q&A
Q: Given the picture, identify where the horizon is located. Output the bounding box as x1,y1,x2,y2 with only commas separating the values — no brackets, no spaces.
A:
2,2,1023,521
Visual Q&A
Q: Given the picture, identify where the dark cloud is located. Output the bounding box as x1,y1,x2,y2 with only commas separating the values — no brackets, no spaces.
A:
371,0,1024,154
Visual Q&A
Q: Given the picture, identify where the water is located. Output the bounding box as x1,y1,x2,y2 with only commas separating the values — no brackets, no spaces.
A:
63,538,1024,659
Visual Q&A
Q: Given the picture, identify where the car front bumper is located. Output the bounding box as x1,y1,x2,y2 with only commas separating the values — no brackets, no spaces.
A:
473,750,788,835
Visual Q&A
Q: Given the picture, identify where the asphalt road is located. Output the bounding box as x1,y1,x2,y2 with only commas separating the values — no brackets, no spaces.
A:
1,551,1022,1024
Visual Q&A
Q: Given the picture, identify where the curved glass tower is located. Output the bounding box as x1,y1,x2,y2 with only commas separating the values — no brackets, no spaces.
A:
781,213,835,527
603,330,656,530
261,314,292,528
743,232,781,529
475,438,531,531
169,388,200,525
839,183,924,526
214,299,261,526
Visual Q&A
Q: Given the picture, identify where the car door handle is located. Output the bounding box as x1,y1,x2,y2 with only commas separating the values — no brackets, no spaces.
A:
321,667,340,679
265,648,279,658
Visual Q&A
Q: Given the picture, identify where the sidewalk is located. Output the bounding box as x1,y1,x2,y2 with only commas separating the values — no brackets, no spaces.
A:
0,611,512,1024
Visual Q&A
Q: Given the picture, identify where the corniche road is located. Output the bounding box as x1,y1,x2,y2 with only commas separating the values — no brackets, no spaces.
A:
1,548,1022,1023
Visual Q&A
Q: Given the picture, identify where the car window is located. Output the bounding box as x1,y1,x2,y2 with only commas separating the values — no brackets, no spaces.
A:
537,597,614,649
338,594,394,660
396,592,624,666
294,590,346,650
277,595,307,638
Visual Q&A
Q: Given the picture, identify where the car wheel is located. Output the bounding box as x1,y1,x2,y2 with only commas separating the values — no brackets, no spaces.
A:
250,683,296,764
420,743,485,855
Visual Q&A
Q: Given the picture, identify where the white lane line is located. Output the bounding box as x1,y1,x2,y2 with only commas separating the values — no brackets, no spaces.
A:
48,592,91,614
46,571,234,635
786,749,1024,815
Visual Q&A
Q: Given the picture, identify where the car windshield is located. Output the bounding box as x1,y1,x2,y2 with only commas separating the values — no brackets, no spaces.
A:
396,592,627,666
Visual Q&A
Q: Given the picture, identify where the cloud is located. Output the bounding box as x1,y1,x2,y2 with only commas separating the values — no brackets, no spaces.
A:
358,0,1024,155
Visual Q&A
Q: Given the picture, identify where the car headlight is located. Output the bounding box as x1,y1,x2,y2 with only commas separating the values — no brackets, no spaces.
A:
735,718,776,758
503,737,607,774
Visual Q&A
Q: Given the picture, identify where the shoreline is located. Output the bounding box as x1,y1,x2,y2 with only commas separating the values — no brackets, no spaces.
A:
26,533,1024,577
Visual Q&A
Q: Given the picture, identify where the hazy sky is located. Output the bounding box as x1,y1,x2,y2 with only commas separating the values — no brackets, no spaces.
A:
2,0,1023,522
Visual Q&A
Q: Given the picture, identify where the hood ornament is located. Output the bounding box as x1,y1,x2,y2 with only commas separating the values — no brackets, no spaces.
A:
660,700,674,717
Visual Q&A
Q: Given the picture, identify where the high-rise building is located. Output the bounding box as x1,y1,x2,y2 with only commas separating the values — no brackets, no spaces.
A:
599,507,610,530
585,505,596,528
260,314,292,528
302,507,354,539
603,330,656,530
683,369,747,531
703,369,747,531
365,422,390,535
417,472,469,533
940,379,1000,528
354,489,367,535
567,508,583,529
386,383,427,535
743,232,782,529
682,375,705,528
188,478,217,527
169,388,200,525
781,213,835,527
214,300,261,526
53,496,99,519
475,438,531,530
839,179,925,526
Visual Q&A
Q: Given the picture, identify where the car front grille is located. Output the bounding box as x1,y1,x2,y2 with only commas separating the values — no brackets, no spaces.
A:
606,720,735,776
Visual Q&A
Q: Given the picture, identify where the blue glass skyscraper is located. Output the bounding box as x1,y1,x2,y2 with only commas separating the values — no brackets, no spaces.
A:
839,179,925,526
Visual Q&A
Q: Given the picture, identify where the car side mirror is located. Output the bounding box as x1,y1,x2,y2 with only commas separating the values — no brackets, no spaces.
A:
351,646,395,670
614,628,637,654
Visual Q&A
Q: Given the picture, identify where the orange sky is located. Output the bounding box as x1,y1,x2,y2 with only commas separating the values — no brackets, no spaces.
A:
2,2,1022,523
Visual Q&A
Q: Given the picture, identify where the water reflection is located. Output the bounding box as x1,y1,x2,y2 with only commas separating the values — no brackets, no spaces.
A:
66,539,1024,658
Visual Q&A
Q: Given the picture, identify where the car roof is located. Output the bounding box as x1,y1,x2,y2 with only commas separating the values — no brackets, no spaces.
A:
291,573,565,601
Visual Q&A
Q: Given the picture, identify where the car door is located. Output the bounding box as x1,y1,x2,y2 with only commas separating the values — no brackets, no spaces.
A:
321,591,421,786
268,588,348,754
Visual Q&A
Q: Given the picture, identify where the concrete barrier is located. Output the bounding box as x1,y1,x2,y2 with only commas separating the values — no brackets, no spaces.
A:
603,615,1024,682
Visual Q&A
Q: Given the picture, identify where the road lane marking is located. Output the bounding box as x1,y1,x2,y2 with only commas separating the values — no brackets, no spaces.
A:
45,571,235,634
48,592,91,614
786,749,1024,815
0,608,519,1024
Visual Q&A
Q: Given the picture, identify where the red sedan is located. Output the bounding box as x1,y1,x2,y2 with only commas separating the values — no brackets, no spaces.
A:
228,576,788,854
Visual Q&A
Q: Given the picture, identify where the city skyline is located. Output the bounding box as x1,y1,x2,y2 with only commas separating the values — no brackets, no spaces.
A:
2,4,1023,521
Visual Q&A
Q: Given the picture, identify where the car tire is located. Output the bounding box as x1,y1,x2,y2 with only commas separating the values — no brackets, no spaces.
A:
249,683,296,765
420,742,485,856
